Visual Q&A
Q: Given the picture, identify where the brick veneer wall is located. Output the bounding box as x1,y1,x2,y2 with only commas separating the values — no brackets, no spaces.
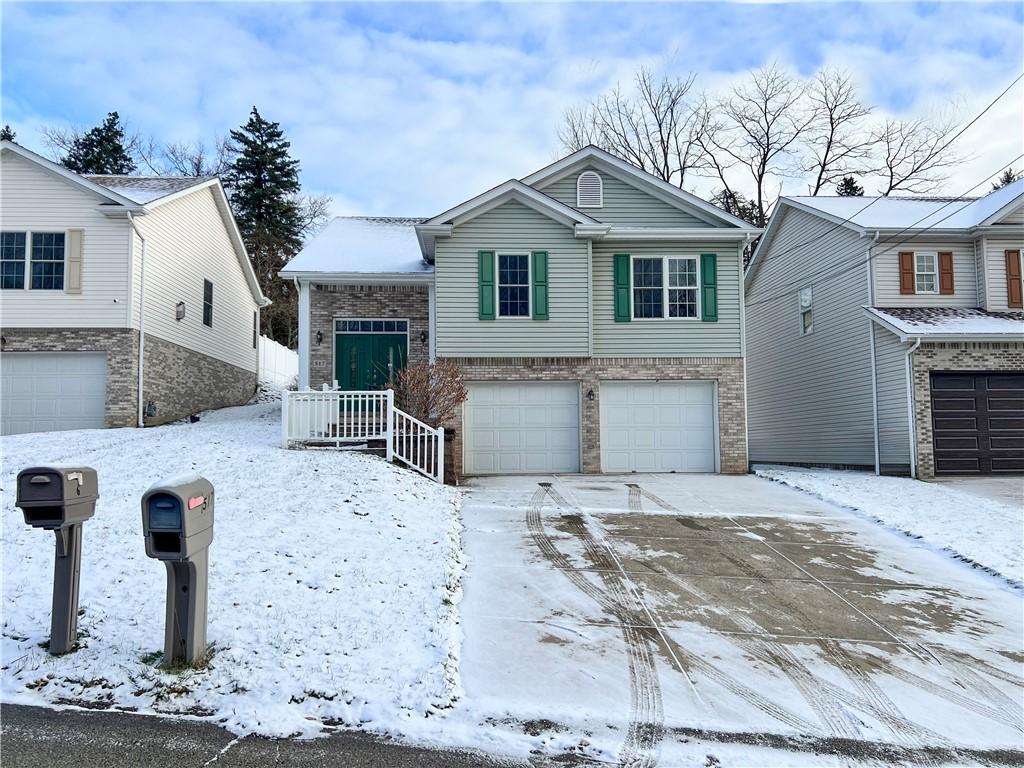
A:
0,327,139,428
911,341,1024,479
441,356,747,480
309,284,430,389
141,334,256,426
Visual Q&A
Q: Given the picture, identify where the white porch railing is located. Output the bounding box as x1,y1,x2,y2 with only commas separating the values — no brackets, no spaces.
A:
281,387,444,484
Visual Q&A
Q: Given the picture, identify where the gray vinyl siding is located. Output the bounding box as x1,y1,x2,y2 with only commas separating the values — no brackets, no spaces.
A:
591,241,743,357
537,166,712,227
746,206,876,466
873,324,911,468
434,199,589,357
983,234,1024,311
996,206,1024,225
871,239,978,306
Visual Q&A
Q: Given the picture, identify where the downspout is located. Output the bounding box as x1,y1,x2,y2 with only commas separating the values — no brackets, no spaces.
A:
867,231,880,475
127,212,147,428
904,336,922,479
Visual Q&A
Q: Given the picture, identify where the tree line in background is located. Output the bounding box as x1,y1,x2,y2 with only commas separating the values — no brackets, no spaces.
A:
560,64,1017,228
1,111,328,347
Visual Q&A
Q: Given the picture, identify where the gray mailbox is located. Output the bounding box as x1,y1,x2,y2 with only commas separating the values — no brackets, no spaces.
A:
15,466,99,654
141,476,214,666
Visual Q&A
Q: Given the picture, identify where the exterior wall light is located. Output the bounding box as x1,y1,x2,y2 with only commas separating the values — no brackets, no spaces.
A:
175,302,185,321
315,330,323,345
587,389,595,401
420,331,428,344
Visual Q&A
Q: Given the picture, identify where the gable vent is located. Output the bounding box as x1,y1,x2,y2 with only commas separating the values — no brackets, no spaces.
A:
576,170,603,208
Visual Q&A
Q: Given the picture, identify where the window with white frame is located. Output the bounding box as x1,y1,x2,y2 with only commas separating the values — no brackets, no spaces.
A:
0,232,26,289
799,286,813,334
497,253,530,317
915,251,938,294
632,256,699,319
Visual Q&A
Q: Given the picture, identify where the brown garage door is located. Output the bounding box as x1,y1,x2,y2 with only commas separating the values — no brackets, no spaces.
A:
930,371,1024,475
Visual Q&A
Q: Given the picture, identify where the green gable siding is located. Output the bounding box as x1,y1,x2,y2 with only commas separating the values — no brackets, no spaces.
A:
538,166,714,228
591,240,743,357
435,199,589,357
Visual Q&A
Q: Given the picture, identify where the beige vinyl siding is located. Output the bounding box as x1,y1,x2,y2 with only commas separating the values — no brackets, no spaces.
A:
746,206,875,466
131,187,258,372
591,241,743,357
871,239,978,306
0,151,131,327
537,166,712,227
983,235,1024,311
434,199,589,357
872,324,911,468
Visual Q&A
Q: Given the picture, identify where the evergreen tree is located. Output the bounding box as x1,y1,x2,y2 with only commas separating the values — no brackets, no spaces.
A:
62,112,136,174
0,125,15,142
225,107,304,346
991,168,1022,191
836,176,865,196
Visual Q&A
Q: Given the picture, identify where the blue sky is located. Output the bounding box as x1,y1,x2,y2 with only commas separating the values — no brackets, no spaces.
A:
3,2,1022,216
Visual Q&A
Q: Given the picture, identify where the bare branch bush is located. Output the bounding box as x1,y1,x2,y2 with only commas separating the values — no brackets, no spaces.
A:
871,113,964,195
390,360,468,428
803,69,876,194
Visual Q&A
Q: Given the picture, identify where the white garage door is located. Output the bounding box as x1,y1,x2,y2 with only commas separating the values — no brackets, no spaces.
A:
1,353,107,435
601,381,717,473
464,382,580,474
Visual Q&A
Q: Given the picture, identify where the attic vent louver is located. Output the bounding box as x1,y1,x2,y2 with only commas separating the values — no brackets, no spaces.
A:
576,170,603,208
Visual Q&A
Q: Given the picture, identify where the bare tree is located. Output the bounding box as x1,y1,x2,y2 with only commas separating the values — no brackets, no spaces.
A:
803,69,876,194
159,137,232,176
870,114,963,195
695,65,813,226
559,68,706,188
297,193,332,238
41,121,160,173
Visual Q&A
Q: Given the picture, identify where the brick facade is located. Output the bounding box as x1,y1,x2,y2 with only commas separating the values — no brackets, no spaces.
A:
1,327,139,428
141,334,256,426
308,283,430,389
441,356,747,480
910,341,1024,479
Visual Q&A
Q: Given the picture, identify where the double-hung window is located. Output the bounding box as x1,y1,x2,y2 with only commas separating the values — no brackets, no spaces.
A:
632,256,699,319
914,252,938,294
203,279,214,327
497,253,529,317
0,232,26,289
30,233,66,290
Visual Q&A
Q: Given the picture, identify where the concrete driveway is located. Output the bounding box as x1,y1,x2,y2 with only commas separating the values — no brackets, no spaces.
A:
459,474,1024,767
932,475,1024,508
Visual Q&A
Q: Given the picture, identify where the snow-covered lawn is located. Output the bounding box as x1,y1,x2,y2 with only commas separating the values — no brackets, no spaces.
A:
2,398,463,738
754,464,1023,586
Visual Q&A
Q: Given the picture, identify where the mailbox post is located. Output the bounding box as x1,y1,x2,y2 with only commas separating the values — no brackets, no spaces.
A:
141,476,214,666
15,466,99,654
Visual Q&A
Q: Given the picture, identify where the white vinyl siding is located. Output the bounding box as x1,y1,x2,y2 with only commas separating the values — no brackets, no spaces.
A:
746,206,876,466
0,151,131,327
871,239,977,306
983,235,1024,311
538,166,714,227
434,200,589,357
872,324,911,469
592,241,742,356
130,188,258,372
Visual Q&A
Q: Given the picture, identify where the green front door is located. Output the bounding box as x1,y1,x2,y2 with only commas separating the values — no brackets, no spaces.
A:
335,333,408,390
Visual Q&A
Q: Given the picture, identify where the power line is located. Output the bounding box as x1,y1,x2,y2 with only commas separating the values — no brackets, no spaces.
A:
745,71,1024,290
745,153,1024,311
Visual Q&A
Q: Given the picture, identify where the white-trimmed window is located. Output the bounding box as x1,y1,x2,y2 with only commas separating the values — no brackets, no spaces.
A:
915,251,938,294
799,286,813,335
0,232,26,289
30,232,65,290
497,253,530,317
632,256,699,319
576,170,603,208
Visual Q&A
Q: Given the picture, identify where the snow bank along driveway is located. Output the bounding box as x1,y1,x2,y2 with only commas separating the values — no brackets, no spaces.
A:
459,474,1024,766
754,465,1023,586
1,400,463,738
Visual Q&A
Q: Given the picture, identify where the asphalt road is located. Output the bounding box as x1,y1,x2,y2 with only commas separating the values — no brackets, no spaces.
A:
0,704,529,768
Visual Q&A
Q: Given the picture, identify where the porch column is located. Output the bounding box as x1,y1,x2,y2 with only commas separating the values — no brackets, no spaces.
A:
297,279,310,390
428,280,437,363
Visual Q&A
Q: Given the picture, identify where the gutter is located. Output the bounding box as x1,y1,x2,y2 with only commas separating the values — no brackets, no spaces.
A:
127,212,147,428
903,337,922,479
279,270,434,286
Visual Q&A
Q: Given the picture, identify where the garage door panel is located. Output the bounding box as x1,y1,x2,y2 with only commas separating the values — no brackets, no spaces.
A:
1,353,107,435
989,374,1024,390
990,397,1024,411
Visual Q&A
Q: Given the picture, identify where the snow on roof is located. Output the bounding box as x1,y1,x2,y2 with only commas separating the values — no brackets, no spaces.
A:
786,179,1024,231
85,175,213,204
282,216,431,276
866,306,1024,339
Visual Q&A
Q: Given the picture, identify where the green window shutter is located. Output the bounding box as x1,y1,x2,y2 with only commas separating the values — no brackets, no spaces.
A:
613,253,631,322
700,253,718,322
531,250,549,320
478,250,495,320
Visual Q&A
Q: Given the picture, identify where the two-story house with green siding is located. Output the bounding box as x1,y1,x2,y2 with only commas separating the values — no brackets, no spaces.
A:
281,147,760,479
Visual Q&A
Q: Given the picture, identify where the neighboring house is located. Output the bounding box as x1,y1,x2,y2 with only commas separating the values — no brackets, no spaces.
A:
0,141,269,435
282,146,760,478
745,180,1024,479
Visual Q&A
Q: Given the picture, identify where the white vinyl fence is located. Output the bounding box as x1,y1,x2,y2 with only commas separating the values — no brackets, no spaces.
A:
258,335,298,388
